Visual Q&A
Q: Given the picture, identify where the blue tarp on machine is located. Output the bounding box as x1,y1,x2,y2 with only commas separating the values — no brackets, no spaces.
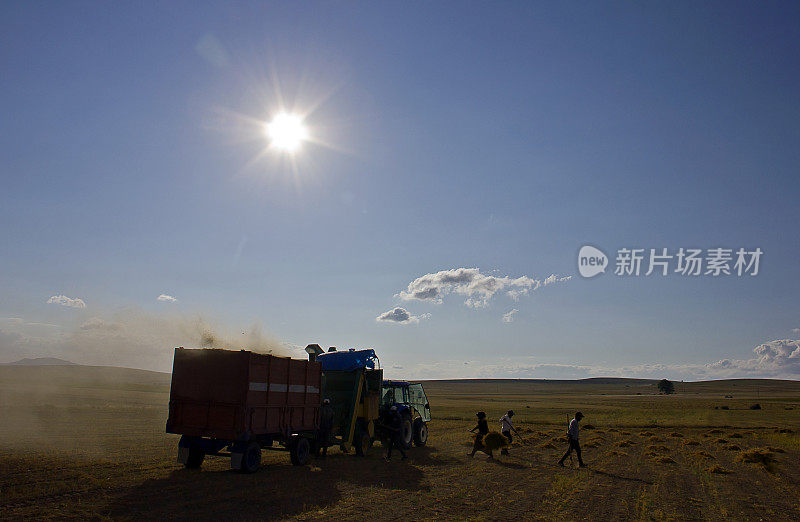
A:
317,349,379,371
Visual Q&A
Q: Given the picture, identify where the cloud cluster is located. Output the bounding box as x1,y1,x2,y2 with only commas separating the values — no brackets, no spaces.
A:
384,339,800,381
706,340,800,377
473,340,800,381
502,309,518,323
376,307,430,325
46,295,86,309
396,268,571,308
157,294,178,303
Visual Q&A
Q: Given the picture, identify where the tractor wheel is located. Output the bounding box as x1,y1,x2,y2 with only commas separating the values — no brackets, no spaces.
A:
413,418,428,447
184,446,205,469
290,437,311,466
354,431,370,457
400,415,413,449
240,441,261,474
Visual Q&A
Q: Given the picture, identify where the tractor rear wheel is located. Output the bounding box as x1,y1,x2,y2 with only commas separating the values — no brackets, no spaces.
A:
240,441,261,474
413,418,428,447
290,437,311,466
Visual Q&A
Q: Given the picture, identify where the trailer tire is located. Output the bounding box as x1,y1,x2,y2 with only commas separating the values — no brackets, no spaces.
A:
290,437,310,466
413,418,428,447
239,441,261,474
185,446,205,469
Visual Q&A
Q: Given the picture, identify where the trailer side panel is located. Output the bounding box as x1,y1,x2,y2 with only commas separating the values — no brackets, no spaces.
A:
166,348,321,441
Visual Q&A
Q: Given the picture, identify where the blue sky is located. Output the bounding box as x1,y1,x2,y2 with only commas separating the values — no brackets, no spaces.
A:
1,1,799,379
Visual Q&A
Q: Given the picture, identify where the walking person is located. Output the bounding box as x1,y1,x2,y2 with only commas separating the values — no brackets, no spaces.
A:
499,410,518,455
316,398,335,459
469,411,489,457
385,405,407,461
558,411,586,468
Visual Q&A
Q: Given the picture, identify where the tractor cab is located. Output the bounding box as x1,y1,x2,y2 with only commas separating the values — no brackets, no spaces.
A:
379,380,431,448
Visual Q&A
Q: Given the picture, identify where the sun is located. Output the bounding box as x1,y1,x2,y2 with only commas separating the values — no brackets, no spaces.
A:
265,112,308,153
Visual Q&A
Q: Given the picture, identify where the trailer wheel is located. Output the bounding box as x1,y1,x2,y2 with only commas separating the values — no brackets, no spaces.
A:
185,446,205,469
240,441,261,474
290,437,310,466
400,415,413,449
413,418,428,447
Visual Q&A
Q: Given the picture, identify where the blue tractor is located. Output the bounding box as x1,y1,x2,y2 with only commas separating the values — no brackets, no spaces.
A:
379,380,431,448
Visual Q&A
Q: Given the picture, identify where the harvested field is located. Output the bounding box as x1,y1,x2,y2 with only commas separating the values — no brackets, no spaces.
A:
706,465,734,474
737,448,779,471
1,367,799,520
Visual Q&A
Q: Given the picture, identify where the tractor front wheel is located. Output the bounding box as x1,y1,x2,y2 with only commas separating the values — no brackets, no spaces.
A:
413,418,428,447
400,415,413,449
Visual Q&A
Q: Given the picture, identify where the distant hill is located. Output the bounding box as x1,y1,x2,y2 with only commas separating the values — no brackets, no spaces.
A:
0,364,171,396
420,376,800,398
6,357,77,366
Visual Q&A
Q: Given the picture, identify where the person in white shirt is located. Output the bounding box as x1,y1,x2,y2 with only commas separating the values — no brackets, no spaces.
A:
558,411,586,467
499,410,518,455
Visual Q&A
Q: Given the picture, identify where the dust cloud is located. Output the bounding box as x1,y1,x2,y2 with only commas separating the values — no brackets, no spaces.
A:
0,310,291,454
1,309,291,373
65,310,289,372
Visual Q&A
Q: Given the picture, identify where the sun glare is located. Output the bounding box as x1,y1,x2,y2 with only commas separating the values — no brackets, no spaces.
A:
265,112,308,152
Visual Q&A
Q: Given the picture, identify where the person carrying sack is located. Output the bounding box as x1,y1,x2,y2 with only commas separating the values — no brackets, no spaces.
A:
468,411,489,457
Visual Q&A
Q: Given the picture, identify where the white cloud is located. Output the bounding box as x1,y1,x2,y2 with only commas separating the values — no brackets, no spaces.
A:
195,33,229,67
0,317,58,328
502,309,519,323
474,340,800,381
396,268,570,308
705,339,800,378
157,294,178,303
389,339,800,381
46,295,86,309
80,317,122,331
375,307,430,325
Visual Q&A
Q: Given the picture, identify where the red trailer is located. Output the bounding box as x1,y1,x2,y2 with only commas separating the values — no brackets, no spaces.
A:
166,347,321,472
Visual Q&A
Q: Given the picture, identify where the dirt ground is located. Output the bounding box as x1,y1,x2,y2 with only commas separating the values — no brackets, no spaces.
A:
1,366,799,520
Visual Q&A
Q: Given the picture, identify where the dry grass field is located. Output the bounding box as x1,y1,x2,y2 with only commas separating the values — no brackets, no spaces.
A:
1,366,800,520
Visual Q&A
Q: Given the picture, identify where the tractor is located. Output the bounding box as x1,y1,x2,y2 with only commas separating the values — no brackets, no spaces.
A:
378,380,431,449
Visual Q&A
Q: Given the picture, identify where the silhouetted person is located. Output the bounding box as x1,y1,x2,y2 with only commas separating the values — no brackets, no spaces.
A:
469,411,489,457
385,405,407,461
499,410,518,455
316,398,334,459
558,411,586,467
